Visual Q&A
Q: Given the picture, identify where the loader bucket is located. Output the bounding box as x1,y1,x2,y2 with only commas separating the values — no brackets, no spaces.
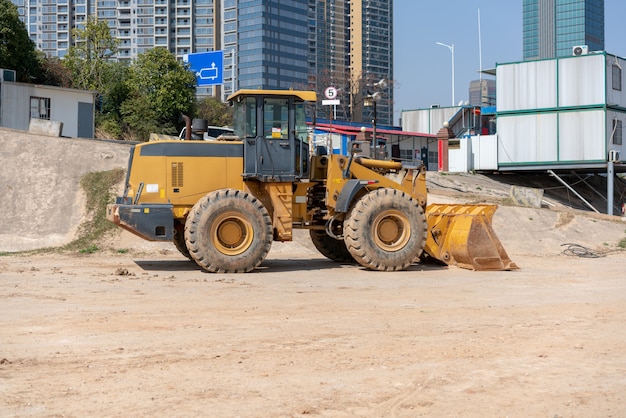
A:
424,204,518,271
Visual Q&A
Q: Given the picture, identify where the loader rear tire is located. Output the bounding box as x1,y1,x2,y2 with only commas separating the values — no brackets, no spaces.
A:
344,188,427,271
309,229,355,263
173,221,192,260
185,189,273,273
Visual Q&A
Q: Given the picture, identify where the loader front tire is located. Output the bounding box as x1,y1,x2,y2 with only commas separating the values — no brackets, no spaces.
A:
185,189,273,273
309,229,355,263
344,188,427,271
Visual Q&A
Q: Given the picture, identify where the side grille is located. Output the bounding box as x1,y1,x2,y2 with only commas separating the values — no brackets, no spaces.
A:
171,162,183,188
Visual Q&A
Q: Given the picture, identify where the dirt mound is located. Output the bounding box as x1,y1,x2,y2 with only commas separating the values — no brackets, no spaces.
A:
425,172,626,257
0,128,131,252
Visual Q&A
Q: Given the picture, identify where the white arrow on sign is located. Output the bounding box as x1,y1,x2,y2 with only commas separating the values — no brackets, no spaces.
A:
197,62,219,80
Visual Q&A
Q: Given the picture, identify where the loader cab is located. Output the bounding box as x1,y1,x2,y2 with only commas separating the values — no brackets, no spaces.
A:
228,89,316,182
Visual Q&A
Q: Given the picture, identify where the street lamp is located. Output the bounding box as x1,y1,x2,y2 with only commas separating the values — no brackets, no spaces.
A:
364,91,382,153
436,42,455,106
364,79,386,154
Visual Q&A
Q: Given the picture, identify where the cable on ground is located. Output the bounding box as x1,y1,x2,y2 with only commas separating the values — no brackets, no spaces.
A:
560,243,607,258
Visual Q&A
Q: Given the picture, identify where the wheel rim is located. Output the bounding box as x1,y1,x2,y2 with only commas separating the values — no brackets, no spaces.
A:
211,211,254,255
372,209,410,251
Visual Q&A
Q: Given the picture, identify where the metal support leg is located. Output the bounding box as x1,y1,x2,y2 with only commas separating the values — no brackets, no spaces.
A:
608,161,614,216
548,170,599,213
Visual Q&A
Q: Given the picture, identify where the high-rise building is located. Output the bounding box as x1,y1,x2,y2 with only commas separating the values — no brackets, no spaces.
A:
308,0,393,125
469,79,496,107
350,0,393,126
234,1,309,90
523,0,604,60
9,0,393,124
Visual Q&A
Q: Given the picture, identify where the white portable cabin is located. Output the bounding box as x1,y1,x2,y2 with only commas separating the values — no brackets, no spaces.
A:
401,106,461,136
0,74,95,138
496,52,625,170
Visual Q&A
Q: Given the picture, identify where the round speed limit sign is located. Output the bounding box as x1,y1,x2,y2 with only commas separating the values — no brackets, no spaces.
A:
324,86,338,100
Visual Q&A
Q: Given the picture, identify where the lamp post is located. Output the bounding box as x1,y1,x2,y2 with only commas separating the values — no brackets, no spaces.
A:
436,42,455,106
364,79,386,156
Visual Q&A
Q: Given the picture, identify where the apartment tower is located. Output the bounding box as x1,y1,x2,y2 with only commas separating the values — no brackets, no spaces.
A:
10,0,393,124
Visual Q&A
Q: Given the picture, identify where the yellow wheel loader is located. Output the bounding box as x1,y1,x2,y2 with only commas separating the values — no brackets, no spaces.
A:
106,89,517,273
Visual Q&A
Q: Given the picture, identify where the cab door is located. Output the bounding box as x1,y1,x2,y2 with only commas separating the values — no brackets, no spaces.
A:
255,97,294,181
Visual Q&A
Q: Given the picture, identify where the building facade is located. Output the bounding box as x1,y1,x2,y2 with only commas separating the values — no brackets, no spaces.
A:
496,52,624,171
523,0,604,60
350,0,394,126
469,79,496,106
307,0,393,125
10,0,393,125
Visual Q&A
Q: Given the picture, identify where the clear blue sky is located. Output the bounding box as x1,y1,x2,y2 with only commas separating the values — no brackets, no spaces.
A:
393,0,626,121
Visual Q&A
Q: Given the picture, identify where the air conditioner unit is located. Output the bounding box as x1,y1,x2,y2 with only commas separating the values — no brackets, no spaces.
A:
0,68,16,82
573,45,589,56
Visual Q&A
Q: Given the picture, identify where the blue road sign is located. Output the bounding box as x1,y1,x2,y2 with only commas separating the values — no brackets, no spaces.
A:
184,51,224,86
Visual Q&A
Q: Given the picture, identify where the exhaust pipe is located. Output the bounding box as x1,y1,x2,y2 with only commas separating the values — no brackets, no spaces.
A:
181,114,192,140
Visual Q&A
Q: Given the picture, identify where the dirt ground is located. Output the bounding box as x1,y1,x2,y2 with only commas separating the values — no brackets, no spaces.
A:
2,198,626,417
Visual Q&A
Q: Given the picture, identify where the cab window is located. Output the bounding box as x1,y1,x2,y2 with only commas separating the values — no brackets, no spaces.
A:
295,102,308,143
233,97,256,138
263,98,289,139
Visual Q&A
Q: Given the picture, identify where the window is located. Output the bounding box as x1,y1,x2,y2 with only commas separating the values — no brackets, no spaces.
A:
613,119,622,145
398,149,413,161
233,97,256,138
295,103,308,143
30,97,51,120
612,64,622,91
263,98,289,139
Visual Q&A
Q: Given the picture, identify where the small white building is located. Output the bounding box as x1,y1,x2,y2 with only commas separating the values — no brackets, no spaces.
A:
0,70,96,138
401,105,461,136
400,52,626,214
401,52,626,173
496,52,625,170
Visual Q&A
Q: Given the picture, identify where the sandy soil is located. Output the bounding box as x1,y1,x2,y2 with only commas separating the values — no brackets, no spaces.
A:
2,209,626,417
3,129,626,416
5,125,626,416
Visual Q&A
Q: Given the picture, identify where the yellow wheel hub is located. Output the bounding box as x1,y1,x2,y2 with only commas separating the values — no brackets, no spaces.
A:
211,212,254,255
372,210,410,251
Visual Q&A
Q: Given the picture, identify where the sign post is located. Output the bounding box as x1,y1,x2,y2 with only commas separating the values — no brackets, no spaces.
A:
322,87,340,153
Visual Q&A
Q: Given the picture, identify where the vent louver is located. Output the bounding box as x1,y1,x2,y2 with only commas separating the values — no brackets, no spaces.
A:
171,162,183,188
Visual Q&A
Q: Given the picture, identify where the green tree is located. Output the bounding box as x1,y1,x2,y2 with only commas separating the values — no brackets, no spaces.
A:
119,93,162,141
63,16,118,92
122,47,196,140
197,96,233,127
95,61,130,139
61,17,130,139
37,55,73,87
0,0,41,82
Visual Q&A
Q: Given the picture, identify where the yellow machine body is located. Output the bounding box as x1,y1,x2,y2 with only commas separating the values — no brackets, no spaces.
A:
107,89,516,273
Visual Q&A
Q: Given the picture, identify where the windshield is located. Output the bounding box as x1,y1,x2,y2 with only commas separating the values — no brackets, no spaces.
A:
233,97,257,138
233,95,310,143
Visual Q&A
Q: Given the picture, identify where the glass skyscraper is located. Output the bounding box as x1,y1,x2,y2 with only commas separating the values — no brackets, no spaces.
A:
523,0,604,60
308,0,393,125
9,0,393,124
232,0,309,90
